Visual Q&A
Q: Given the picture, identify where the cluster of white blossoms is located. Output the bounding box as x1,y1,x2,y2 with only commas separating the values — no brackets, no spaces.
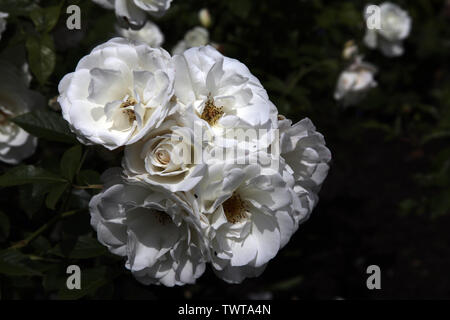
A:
58,38,331,285
334,2,411,106
92,0,173,29
364,2,412,57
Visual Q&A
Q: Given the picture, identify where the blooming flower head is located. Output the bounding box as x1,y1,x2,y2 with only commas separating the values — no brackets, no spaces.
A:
123,108,207,192
0,60,41,164
364,2,412,57
192,153,305,283
334,56,377,106
116,21,164,47
90,168,208,286
0,12,8,41
92,0,173,29
58,38,176,150
173,46,278,149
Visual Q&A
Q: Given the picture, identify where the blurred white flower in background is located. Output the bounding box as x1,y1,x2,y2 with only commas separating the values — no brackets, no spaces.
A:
198,8,212,28
116,21,164,47
0,12,7,41
92,0,173,29
172,27,210,55
58,38,176,150
364,2,411,57
0,61,42,164
334,56,377,106
90,168,208,286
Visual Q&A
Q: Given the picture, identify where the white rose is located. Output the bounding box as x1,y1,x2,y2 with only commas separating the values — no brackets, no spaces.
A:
123,108,207,192
92,0,173,29
193,154,303,283
0,61,41,164
364,2,412,57
58,38,176,150
334,56,377,106
89,168,208,286
116,21,164,47
278,116,331,218
0,12,7,41
172,27,209,55
173,46,278,150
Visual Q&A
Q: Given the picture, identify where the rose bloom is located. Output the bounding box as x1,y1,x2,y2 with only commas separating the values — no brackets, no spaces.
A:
191,153,305,283
173,46,278,150
116,21,164,48
92,0,173,29
0,12,8,41
58,38,176,150
334,56,377,107
364,2,412,57
123,107,207,192
278,115,331,217
90,168,208,286
0,61,42,164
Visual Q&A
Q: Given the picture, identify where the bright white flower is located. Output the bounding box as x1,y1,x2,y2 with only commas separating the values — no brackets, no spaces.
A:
278,115,331,216
334,56,377,106
193,154,304,283
172,27,210,55
0,12,7,41
364,2,411,57
198,9,212,28
173,46,278,150
58,38,176,150
92,0,173,29
0,61,41,164
116,21,164,47
89,168,208,286
123,108,207,192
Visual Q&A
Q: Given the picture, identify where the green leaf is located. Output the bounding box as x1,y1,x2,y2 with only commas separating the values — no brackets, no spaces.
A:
58,266,111,300
0,249,42,276
12,109,77,144
25,32,56,85
60,145,82,182
0,165,66,187
76,170,101,186
30,5,62,33
51,235,107,259
45,182,69,210
0,211,10,241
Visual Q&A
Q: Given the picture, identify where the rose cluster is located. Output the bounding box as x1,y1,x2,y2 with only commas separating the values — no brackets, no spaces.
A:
58,38,331,285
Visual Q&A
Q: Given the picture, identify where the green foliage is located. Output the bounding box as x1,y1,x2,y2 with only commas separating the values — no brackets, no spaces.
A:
12,109,77,144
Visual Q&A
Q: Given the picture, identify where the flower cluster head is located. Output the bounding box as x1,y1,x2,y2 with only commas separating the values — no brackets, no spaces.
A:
92,0,173,29
364,2,412,57
59,38,331,285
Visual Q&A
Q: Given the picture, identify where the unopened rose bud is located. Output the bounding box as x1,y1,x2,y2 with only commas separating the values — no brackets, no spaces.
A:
198,8,212,28
342,40,358,60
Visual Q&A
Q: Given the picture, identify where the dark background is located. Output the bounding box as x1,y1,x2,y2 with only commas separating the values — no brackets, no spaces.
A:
0,0,449,299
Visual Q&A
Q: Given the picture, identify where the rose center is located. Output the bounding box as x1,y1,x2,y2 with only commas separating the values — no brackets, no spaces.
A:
154,210,171,225
120,97,137,123
223,193,247,224
156,149,170,165
201,94,224,126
